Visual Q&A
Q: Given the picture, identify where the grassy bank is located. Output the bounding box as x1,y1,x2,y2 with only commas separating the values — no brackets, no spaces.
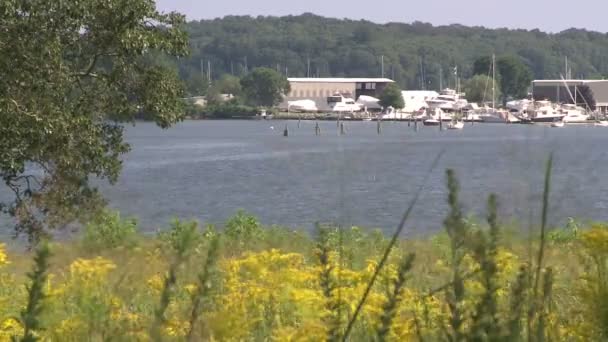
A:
1,172,607,341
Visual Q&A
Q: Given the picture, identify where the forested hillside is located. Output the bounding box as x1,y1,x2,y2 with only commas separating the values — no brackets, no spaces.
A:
175,13,608,95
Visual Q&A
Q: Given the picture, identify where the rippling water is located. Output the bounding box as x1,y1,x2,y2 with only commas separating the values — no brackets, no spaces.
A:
3,120,608,236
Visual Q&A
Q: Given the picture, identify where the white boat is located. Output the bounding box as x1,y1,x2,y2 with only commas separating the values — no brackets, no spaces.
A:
287,99,318,113
356,95,382,111
594,120,608,127
423,118,440,126
256,110,272,120
426,88,468,112
529,100,565,123
560,104,589,123
476,54,503,123
551,121,565,128
327,93,362,113
423,107,448,126
447,121,465,130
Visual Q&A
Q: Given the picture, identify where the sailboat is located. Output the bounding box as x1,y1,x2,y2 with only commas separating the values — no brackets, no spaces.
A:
478,54,504,123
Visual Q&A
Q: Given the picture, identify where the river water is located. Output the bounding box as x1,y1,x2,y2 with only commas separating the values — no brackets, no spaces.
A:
3,120,608,235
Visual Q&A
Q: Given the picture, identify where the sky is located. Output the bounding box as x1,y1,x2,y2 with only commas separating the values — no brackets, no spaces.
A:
156,0,608,33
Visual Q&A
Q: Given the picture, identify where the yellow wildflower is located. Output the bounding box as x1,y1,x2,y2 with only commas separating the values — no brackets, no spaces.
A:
69,257,116,283
0,318,23,339
0,243,9,267
184,283,198,296
147,273,164,294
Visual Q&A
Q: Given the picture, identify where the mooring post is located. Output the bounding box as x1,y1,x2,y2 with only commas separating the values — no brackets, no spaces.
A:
283,124,289,137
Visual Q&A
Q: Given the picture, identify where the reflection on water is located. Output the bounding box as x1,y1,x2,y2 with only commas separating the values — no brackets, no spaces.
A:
2,120,608,236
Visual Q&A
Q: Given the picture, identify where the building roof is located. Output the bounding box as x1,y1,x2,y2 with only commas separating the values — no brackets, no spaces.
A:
288,78,394,83
533,79,608,85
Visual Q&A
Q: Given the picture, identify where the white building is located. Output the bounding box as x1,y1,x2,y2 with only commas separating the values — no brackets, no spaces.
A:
281,77,394,111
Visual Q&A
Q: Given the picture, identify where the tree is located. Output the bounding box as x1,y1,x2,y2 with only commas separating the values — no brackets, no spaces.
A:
574,85,596,110
496,55,533,103
0,0,189,241
240,68,290,107
212,75,243,97
472,56,492,77
378,83,405,109
464,75,502,105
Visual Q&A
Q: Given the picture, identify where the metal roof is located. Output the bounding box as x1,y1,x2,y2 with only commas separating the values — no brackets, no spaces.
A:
288,78,394,83
533,79,608,84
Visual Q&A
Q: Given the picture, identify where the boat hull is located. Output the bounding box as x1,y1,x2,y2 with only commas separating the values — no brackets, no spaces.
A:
423,120,440,126
530,116,566,123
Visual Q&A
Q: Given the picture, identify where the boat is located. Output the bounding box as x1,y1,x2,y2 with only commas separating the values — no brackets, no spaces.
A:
423,107,446,126
327,93,362,113
551,120,565,128
476,54,504,123
426,88,468,113
287,99,318,113
423,118,440,126
447,121,465,130
594,120,608,127
560,104,589,123
256,110,273,120
528,100,565,123
356,95,382,112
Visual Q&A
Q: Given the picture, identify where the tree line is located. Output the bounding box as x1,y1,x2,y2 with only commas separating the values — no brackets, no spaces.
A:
175,13,608,98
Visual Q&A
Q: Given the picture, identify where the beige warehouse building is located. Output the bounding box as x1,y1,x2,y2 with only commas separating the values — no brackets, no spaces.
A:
533,80,608,113
281,78,394,111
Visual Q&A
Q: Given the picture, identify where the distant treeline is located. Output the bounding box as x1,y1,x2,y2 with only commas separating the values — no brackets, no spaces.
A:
167,13,608,96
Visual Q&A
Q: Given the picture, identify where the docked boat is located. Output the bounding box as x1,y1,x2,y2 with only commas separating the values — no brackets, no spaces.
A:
426,88,468,113
551,120,565,128
594,120,608,127
560,104,589,123
327,93,362,113
287,99,318,113
529,100,566,123
423,118,440,126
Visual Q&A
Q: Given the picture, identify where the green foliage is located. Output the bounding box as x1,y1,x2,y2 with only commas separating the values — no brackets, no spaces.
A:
211,75,243,97
497,55,533,103
472,56,493,78
0,0,189,241
204,99,257,119
186,235,221,341
18,242,51,342
378,83,405,109
176,14,608,93
152,219,199,340
240,67,291,107
224,210,263,241
464,75,502,104
82,210,138,251
443,169,468,341
157,219,201,254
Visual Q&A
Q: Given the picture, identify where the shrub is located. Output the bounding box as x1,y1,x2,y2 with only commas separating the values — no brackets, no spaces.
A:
82,210,138,251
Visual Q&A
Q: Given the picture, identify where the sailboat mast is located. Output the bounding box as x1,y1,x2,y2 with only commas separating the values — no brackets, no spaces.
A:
492,54,496,109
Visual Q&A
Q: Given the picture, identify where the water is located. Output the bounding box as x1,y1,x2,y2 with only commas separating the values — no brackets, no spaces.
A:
3,120,608,236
